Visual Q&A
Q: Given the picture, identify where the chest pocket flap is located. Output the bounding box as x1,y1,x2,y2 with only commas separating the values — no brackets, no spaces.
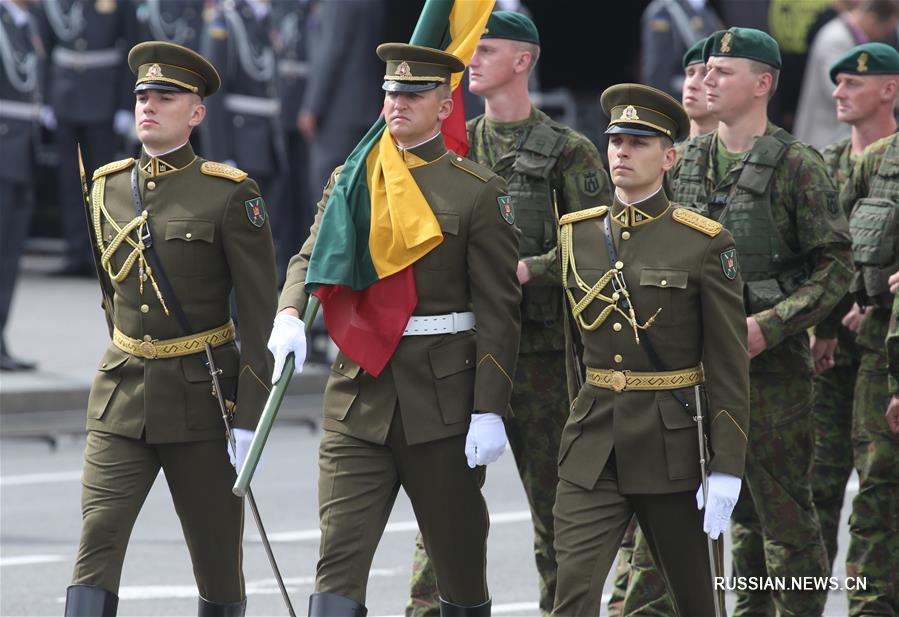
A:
435,212,460,236
640,269,688,289
165,219,216,243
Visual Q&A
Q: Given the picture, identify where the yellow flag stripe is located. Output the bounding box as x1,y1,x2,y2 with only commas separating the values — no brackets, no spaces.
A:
447,0,495,89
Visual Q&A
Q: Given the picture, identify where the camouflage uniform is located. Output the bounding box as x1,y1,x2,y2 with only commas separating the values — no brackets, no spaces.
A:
620,123,852,617
839,133,899,616
811,136,862,573
406,107,611,617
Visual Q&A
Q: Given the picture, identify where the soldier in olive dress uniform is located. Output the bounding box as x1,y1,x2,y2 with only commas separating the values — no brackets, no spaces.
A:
64,41,276,617
551,83,750,617
267,43,521,617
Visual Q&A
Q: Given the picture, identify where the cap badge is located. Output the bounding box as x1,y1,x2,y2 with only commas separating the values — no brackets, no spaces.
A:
720,31,732,54
857,52,869,73
620,105,640,121
147,63,163,78
395,61,411,77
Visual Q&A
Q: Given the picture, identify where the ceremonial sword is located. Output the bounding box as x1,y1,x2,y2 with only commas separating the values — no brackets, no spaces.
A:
205,343,297,617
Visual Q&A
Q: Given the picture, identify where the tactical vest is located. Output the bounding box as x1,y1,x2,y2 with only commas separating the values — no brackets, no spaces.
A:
849,136,899,309
469,117,567,323
673,129,808,313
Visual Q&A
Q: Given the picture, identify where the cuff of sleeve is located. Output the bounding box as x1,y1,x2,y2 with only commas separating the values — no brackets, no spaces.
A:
889,375,899,396
755,307,787,349
277,283,307,314
813,321,839,339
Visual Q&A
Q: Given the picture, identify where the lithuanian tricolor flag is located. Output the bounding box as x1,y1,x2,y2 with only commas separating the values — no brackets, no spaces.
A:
305,0,494,376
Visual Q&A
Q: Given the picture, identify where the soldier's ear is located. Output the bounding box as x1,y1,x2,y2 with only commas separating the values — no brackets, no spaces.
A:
189,101,206,128
437,95,454,121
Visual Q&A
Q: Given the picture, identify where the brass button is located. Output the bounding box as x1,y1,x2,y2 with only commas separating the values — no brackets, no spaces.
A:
612,292,620,301
101,362,108,368
465,359,470,365
146,181,156,190
613,322,622,332
621,231,631,240
615,260,624,270
614,354,623,363
338,362,344,369
456,156,463,161
140,304,149,313
186,232,192,239
661,279,668,286
143,334,151,342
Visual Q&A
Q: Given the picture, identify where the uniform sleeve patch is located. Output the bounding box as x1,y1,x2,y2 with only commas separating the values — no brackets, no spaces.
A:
498,195,515,225
581,171,602,197
245,197,267,227
720,248,738,280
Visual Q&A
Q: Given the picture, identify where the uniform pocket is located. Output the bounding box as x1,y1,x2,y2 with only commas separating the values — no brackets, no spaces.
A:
657,392,700,480
165,218,216,278
181,346,238,430
324,351,361,422
640,268,689,325
418,212,461,271
429,332,476,425
87,347,130,420
558,394,594,465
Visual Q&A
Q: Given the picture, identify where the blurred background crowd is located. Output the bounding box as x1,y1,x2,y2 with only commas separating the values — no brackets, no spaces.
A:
2,0,899,370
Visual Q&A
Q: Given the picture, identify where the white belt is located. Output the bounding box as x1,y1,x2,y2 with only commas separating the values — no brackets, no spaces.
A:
277,59,309,78
0,99,40,121
403,312,476,336
52,47,122,70
224,94,281,117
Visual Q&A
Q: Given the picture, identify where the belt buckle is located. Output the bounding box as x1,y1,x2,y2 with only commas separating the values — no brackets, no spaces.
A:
137,340,158,359
610,370,627,393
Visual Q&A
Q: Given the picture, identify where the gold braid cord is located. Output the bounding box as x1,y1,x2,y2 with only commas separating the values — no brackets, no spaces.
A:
91,177,170,315
560,223,660,344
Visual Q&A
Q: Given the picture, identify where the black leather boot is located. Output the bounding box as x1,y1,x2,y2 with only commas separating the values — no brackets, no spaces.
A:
439,597,491,617
197,596,247,617
308,591,367,617
64,584,118,617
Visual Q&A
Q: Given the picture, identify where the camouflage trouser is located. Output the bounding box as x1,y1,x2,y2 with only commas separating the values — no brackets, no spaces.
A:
811,362,858,573
607,517,637,617
846,351,899,616
731,373,829,617
406,351,568,617
620,522,674,616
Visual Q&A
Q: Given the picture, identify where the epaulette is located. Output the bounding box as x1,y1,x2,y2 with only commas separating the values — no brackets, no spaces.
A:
92,158,135,181
672,207,722,237
201,161,248,183
449,154,494,183
559,205,609,225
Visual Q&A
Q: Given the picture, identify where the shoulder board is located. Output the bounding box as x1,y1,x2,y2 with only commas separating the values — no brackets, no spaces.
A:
672,207,722,237
449,155,494,183
201,161,248,183
92,158,135,181
559,205,609,225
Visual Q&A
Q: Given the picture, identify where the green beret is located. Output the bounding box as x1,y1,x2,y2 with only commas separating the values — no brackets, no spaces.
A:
601,83,689,142
377,43,464,93
829,42,899,84
482,10,540,45
128,41,220,98
683,37,707,70
702,27,782,70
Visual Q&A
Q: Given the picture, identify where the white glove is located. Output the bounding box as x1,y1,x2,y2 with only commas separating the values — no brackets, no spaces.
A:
40,106,57,130
464,412,507,468
113,109,133,136
227,428,259,475
696,471,742,540
267,312,306,384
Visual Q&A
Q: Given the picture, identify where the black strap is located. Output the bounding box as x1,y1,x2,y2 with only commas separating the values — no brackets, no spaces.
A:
601,215,693,411
131,166,194,336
